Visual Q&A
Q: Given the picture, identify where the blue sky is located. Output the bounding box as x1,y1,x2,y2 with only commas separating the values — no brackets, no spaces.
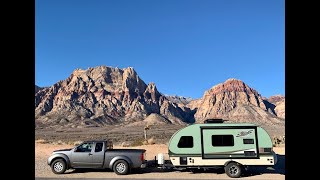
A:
35,0,284,99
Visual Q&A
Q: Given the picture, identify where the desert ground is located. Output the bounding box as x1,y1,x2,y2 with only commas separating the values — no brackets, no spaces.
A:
35,124,285,179
35,143,285,179
35,124,284,145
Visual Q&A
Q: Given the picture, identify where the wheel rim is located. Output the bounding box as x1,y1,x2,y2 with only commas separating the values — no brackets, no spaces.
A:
54,162,64,172
229,165,239,176
116,163,126,173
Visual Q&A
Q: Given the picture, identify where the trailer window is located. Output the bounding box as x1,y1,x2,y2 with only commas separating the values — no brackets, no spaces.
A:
243,139,254,144
178,136,193,148
212,135,234,146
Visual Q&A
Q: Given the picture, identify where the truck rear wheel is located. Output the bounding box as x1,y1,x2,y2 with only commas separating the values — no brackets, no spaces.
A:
113,160,129,175
225,162,242,178
51,159,67,174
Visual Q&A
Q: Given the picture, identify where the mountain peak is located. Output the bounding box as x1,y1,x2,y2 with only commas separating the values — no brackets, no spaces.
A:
207,78,259,96
225,78,241,82
268,95,285,105
193,78,281,124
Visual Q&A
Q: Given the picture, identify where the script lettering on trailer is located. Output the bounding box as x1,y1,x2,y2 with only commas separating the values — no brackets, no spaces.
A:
236,130,253,137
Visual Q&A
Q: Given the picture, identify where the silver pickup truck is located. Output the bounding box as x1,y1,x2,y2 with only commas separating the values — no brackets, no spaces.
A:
47,140,146,175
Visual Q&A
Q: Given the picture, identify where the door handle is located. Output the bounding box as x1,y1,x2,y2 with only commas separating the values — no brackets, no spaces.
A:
88,153,93,156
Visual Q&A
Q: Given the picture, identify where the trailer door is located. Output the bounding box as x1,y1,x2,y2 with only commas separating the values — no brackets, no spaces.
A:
201,127,258,159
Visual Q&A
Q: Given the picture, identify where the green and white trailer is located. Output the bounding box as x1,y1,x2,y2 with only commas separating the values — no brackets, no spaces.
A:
166,119,277,178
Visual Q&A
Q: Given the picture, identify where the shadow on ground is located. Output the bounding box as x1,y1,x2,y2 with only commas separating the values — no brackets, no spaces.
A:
65,154,285,178
242,154,285,177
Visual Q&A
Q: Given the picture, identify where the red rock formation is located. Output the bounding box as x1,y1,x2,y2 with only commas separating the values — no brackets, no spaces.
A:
35,66,192,128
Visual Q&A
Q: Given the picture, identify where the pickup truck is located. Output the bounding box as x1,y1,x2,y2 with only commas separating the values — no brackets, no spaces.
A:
47,140,146,175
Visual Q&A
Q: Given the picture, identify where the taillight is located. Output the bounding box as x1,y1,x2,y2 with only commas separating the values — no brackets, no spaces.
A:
140,153,145,161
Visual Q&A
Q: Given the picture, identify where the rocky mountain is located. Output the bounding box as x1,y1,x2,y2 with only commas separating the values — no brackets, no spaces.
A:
165,95,193,106
188,78,284,126
35,66,194,128
268,95,285,119
268,95,285,105
35,85,42,93
35,66,284,128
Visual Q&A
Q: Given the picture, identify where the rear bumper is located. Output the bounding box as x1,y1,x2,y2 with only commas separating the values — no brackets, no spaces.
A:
273,151,278,165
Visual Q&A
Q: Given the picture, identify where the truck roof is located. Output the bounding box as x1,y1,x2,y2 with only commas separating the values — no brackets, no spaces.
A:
83,140,111,143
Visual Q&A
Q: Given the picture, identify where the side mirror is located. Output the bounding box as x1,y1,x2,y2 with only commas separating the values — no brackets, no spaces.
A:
73,147,79,152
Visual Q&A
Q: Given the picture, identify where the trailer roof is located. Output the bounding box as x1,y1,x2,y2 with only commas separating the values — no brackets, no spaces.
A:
191,123,257,127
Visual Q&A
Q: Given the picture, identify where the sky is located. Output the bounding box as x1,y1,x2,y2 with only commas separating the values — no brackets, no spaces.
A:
35,0,284,99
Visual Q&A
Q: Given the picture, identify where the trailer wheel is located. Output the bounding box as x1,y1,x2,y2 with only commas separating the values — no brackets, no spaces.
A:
225,162,242,178
113,160,129,175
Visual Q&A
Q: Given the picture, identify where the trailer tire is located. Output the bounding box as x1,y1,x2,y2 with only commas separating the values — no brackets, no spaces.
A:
225,162,242,178
113,160,129,175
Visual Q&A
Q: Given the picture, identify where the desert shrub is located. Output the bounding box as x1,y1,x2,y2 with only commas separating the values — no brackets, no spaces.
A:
147,137,156,145
142,140,148,145
121,142,130,147
272,136,285,147
52,140,64,145
130,139,144,146
35,139,48,144
73,141,83,146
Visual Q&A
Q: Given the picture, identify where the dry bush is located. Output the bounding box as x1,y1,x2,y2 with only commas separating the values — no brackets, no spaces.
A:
130,139,144,146
35,139,48,144
142,140,148,145
147,137,156,145
73,141,83,146
272,135,285,147
52,140,64,145
121,142,130,147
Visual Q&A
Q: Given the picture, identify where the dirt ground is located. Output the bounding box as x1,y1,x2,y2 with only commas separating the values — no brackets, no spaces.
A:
35,143,285,179
35,125,285,145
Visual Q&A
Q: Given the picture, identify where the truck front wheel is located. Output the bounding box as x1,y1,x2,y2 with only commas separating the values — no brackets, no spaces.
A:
113,160,129,175
51,159,67,174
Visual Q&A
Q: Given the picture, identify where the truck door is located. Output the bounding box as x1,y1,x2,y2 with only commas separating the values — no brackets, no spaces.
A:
201,127,258,159
91,142,105,168
70,142,94,167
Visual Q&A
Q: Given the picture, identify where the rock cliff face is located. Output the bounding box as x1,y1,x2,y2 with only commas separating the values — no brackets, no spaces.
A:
188,79,284,125
35,66,284,128
268,95,285,119
165,95,193,106
35,85,42,93
35,66,194,127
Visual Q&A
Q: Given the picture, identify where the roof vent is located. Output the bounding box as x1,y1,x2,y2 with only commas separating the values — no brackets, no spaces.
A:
204,119,226,123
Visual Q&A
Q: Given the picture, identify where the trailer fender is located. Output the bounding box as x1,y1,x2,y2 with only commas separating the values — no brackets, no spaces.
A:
224,160,241,167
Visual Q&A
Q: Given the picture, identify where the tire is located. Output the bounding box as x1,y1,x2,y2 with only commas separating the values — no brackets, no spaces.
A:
225,162,242,178
51,159,67,174
113,160,129,175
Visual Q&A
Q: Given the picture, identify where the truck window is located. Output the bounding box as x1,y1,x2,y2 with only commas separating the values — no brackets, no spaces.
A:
75,142,93,152
95,142,103,152
178,136,193,148
212,135,234,146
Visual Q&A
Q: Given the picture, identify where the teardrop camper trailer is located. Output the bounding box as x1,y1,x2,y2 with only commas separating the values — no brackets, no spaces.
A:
167,119,277,178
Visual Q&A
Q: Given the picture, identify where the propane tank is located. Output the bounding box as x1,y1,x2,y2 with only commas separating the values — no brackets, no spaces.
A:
157,153,164,165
